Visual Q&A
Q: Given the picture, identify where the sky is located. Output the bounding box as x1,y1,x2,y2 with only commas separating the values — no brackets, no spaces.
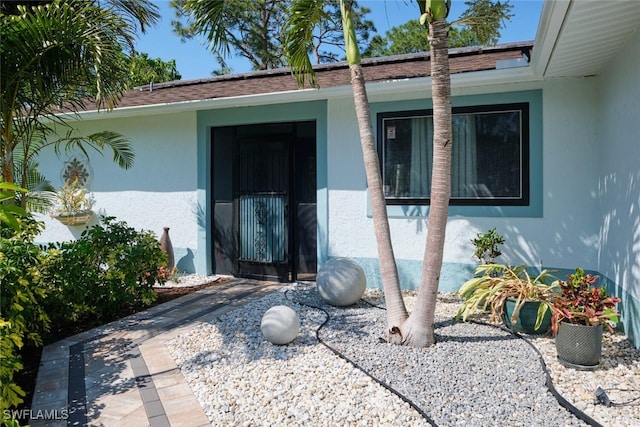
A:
135,0,544,81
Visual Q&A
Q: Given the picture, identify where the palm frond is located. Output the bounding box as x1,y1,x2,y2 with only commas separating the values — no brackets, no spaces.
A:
2,1,133,116
285,0,329,88
103,0,161,34
51,131,135,170
181,0,231,57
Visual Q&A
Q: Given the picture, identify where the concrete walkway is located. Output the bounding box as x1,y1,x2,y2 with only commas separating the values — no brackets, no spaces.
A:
30,278,283,427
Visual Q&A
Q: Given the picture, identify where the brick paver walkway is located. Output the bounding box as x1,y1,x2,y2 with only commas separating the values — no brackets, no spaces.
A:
30,278,283,427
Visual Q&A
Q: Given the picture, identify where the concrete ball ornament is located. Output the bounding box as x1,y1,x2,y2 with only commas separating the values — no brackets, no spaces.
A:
316,258,367,306
260,305,300,345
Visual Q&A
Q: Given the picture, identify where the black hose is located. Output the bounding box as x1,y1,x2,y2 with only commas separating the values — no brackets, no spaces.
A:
284,289,438,427
286,287,614,427
364,297,607,426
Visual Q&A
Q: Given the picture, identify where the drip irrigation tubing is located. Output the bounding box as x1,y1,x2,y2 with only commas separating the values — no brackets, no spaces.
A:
286,288,607,427
284,289,439,427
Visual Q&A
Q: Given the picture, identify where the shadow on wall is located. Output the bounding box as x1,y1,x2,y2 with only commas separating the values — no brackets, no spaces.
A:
400,204,601,272
194,200,237,275
598,171,640,349
176,248,196,274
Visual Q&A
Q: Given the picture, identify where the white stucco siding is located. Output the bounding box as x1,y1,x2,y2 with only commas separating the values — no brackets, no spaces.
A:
36,111,199,255
324,80,602,288
539,78,601,268
597,28,640,302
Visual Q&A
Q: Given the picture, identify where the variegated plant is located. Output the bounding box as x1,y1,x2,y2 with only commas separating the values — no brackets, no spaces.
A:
456,264,560,329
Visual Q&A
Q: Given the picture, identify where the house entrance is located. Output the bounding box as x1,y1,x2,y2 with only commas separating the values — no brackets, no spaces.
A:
211,122,316,282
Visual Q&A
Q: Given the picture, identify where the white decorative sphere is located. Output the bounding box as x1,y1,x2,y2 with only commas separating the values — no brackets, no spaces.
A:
260,305,300,345
316,258,366,306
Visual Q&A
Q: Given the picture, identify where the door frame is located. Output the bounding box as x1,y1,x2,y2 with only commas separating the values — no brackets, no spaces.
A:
211,121,316,282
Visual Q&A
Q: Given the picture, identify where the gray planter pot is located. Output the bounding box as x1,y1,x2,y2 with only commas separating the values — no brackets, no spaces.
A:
555,322,603,370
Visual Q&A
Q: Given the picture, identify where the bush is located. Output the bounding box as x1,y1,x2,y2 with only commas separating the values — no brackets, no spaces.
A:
0,215,166,419
41,216,167,327
0,220,49,415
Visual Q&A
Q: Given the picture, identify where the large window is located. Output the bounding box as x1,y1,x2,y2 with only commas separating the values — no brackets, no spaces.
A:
378,103,529,206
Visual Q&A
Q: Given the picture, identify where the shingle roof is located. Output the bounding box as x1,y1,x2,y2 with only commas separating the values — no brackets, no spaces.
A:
90,42,533,110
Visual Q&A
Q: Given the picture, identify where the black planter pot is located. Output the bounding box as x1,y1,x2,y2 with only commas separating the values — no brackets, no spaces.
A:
555,322,603,370
502,297,551,334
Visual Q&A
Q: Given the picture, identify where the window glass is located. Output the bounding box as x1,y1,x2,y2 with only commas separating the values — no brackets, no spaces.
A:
378,103,529,206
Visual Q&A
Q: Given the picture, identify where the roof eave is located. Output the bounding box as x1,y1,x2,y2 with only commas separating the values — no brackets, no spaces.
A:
529,0,571,77
66,65,540,121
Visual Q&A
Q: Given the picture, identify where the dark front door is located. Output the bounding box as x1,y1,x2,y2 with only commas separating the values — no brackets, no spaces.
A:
211,121,316,282
236,139,289,280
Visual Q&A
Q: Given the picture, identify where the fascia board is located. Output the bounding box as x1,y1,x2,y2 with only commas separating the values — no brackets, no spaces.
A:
530,0,571,77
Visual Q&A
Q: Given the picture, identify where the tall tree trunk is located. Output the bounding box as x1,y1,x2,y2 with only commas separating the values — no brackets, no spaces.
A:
401,18,452,347
348,63,409,330
340,0,408,332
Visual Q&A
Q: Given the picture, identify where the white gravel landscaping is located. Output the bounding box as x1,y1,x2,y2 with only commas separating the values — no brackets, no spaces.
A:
167,280,640,427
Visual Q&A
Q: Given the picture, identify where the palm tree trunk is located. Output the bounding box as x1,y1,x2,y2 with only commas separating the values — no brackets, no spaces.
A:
337,0,408,335
401,18,452,347
348,63,409,332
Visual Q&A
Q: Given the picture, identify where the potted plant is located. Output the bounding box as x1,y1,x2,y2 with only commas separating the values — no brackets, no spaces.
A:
552,267,621,370
50,178,95,226
456,264,560,334
471,228,505,264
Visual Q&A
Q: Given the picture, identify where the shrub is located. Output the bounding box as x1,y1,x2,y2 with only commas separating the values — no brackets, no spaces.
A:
471,228,505,264
41,216,166,327
551,267,621,334
0,220,49,415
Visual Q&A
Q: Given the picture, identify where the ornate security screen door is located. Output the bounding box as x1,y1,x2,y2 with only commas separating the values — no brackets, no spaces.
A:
236,139,289,280
239,193,285,262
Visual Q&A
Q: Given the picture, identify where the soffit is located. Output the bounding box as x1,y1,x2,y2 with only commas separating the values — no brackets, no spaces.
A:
542,0,640,78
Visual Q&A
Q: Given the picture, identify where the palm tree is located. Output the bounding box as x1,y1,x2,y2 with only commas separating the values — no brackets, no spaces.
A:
0,0,159,209
399,0,453,347
286,0,512,347
285,0,409,337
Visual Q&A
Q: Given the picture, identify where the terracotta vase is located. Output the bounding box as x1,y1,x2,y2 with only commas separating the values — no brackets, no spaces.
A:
159,227,175,271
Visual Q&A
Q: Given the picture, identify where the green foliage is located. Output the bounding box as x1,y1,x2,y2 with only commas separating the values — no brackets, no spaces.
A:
456,0,513,46
0,183,28,231
0,214,166,416
1,0,149,207
172,0,374,72
471,227,505,264
551,268,621,334
128,51,182,86
0,321,26,415
363,20,484,57
172,0,290,71
316,1,374,64
0,222,49,413
456,264,559,329
41,216,166,327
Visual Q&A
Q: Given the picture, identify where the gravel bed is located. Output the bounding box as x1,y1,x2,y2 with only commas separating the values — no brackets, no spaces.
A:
168,282,640,427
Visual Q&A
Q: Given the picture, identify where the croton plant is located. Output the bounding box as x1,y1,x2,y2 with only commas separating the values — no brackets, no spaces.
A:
551,267,621,334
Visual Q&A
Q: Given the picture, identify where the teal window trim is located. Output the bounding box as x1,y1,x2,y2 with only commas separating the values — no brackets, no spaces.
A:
369,90,543,218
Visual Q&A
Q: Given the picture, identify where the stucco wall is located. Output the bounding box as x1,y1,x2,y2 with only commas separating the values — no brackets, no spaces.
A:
324,82,600,291
35,111,200,272
596,28,640,346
